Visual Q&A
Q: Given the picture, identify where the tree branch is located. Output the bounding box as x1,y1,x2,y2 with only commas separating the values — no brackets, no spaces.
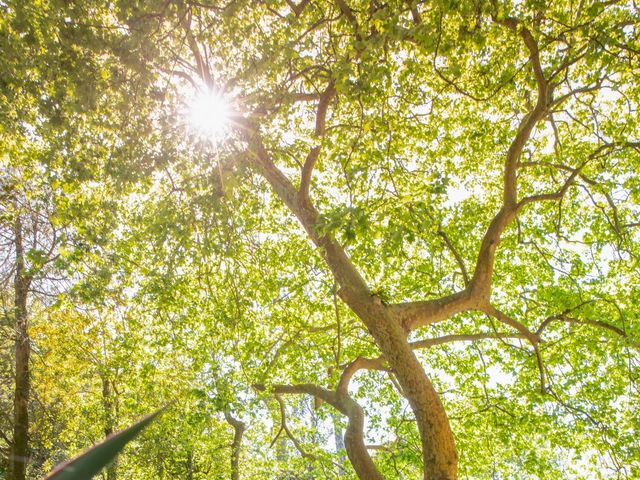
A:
517,162,584,208
437,228,469,286
409,332,525,350
491,12,550,207
337,356,386,395
254,383,385,479
389,290,475,332
285,0,312,16
469,15,552,303
255,383,340,411
334,0,360,38
273,395,317,460
480,304,540,345
180,9,214,88
534,345,547,394
223,410,246,480
242,121,374,316
537,315,640,349
300,80,336,205
517,141,640,208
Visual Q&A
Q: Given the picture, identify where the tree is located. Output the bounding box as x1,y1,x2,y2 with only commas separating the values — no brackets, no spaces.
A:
102,1,638,478
0,148,67,480
0,5,133,477
3,0,640,478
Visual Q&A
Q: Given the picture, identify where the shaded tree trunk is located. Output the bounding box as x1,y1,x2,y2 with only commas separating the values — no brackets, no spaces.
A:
8,218,31,480
101,374,117,480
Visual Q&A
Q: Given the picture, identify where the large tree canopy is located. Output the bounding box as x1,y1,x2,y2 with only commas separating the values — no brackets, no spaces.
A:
1,0,639,479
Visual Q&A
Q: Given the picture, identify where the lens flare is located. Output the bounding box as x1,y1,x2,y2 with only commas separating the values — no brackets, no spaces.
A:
187,90,231,139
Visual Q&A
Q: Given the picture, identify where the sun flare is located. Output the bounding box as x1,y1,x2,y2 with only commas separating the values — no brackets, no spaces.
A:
186,89,231,139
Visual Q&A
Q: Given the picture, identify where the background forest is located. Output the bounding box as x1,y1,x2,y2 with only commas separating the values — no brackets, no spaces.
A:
1,0,639,479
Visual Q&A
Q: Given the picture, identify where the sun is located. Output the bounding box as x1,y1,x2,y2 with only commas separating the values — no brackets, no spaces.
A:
186,89,231,139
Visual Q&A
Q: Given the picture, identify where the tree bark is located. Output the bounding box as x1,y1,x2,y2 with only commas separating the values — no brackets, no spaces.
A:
342,296,457,479
340,395,385,480
258,384,386,480
8,218,31,480
224,411,245,480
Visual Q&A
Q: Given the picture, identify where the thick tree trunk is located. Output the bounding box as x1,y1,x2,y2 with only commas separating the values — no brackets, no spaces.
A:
387,340,457,479
298,209,458,479
8,219,31,480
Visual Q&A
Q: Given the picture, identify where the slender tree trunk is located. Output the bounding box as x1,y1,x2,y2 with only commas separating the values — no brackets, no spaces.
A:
101,374,117,480
224,411,245,480
265,385,386,480
8,218,31,480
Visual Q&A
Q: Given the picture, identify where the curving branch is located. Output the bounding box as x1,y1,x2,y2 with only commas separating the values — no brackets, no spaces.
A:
239,121,371,302
223,411,246,480
337,356,386,395
517,142,639,210
517,162,584,208
389,290,475,332
494,20,549,206
467,14,553,306
272,395,317,460
481,304,540,345
254,383,385,480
